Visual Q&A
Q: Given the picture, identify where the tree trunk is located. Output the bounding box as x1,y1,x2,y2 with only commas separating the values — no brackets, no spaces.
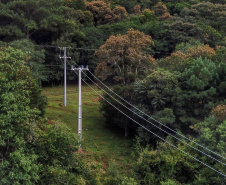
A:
125,118,129,137
26,28,29,39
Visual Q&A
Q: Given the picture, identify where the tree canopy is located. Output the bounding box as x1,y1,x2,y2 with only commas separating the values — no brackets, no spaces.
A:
95,28,155,84
0,0,226,184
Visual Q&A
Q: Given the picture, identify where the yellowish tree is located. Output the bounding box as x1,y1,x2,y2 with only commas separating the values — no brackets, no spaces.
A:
112,6,129,22
154,2,172,21
95,28,155,84
85,1,128,25
85,0,113,25
132,5,141,15
160,44,216,72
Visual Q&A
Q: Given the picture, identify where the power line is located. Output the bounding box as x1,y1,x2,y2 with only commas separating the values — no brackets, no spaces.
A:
48,60,224,165
71,62,225,163
72,70,226,178
33,44,174,54
44,65,63,66
72,62,224,164
78,69,225,166
44,52,225,165
69,47,97,51
34,44,98,51
34,44,60,48
87,70,226,161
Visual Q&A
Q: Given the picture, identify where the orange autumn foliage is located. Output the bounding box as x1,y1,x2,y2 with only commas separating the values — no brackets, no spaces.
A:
95,29,155,84
132,5,141,15
85,1,128,25
186,45,216,58
113,6,128,22
154,2,172,21
211,105,226,122
163,45,215,71
86,1,113,25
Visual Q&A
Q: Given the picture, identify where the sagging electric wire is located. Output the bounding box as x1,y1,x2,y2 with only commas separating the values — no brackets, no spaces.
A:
34,44,98,51
87,70,226,161
72,70,226,178
73,65,226,166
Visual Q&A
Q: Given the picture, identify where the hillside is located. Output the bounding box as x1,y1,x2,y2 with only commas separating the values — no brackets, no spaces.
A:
0,0,225,184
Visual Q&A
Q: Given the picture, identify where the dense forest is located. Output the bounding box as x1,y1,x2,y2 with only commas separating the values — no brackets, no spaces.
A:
0,0,226,184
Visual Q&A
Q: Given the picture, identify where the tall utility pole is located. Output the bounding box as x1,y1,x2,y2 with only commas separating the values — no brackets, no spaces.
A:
71,65,89,146
59,47,71,106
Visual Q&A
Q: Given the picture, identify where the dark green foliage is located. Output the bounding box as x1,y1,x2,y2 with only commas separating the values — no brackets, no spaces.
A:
0,43,47,115
0,0,225,85
67,0,86,11
139,20,170,58
134,69,181,114
7,39,49,84
139,9,156,24
213,47,226,95
0,147,40,184
163,0,196,15
73,10,94,27
0,0,76,42
134,143,197,184
0,0,83,85
0,47,46,117
184,57,218,91
181,57,219,123
198,23,223,47
0,0,226,184
111,0,160,12
133,111,226,184
0,47,95,184
35,122,78,168
0,47,43,184
77,26,106,70
34,121,94,184
98,20,140,37
174,39,204,53
200,0,226,3
180,2,226,45
133,54,226,142
115,0,137,13
167,19,203,51
133,69,182,143
100,85,136,134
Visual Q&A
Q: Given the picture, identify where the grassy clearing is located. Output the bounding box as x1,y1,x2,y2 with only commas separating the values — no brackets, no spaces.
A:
42,84,134,174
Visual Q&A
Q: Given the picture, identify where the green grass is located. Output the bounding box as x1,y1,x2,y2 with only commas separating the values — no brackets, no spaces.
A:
42,84,134,173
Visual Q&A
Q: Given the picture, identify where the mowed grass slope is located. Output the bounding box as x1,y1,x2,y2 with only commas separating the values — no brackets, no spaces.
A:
42,84,134,172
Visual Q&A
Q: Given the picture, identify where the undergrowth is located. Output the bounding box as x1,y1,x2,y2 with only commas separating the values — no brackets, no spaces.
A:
42,84,135,183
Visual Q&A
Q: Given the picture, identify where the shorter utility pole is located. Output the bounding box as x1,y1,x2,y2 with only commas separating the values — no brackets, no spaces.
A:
71,65,89,147
59,47,71,106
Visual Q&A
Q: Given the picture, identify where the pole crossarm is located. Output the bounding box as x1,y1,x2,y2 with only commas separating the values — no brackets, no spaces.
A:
71,65,89,71
71,65,89,147
59,47,71,59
